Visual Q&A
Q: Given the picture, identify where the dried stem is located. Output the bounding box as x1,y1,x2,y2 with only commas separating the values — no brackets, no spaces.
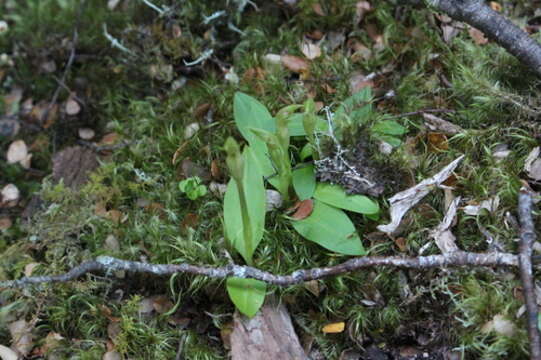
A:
0,252,518,289
518,189,541,360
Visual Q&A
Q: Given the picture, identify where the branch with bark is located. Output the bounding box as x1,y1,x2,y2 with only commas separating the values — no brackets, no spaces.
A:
427,0,541,76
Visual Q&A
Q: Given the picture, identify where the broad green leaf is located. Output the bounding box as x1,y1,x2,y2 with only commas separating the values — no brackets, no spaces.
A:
234,92,275,143
334,88,372,122
300,143,313,161
292,164,316,200
314,183,379,214
371,120,407,136
224,147,266,263
291,200,365,255
374,134,402,147
226,277,266,318
287,113,327,137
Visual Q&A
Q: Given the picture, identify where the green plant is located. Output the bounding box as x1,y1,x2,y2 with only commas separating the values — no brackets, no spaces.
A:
178,177,207,200
223,92,381,316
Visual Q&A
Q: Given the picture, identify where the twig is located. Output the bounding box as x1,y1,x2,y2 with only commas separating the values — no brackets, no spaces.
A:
0,252,518,289
518,189,541,360
391,109,456,118
103,24,136,56
183,49,214,66
428,0,541,75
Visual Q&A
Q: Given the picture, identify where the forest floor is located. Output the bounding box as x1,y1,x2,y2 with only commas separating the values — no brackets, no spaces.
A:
2,0,541,359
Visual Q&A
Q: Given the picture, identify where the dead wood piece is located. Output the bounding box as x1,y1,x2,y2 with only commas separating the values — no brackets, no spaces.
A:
52,146,98,189
231,297,307,360
429,0,541,75
518,190,541,360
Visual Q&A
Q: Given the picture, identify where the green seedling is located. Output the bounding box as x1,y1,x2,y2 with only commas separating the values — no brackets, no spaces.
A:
223,137,267,317
178,177,207,200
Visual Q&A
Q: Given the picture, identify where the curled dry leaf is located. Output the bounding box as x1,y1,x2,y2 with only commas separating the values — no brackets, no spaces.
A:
492,144,511,161
99,132,120,146
281,55,309,73
468,27,488,45
301,41,321,60
8,319,33,357
481,314,516,337
377,155,464,234
6,140,28,164
0,345,18,360
322,322,345,334
355,1,371,24
524,147,541,181
422,113,462,135
427,132,449,152
291,199,314,220
430,197,461,253
1,184,20,203
0,217,12,230
184,122,200,139
489,1,502,11
462,195,500,216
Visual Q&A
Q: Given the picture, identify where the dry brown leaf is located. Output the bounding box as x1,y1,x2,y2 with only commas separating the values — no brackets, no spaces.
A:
441,24,460,43
103,351,121,360
394,237,407,252
210,159,221,179
107,322,121,343
489,1,502,11
220,323,233,350
468,27,488,45
349,72,374,94
0,217,12,230
306,30,324,40
291,199,314,220
422,113,462,135
139,298,154,315
355,1,371,24
301,41,321,60
281,55,309,73
312,3,325,16
23,263,39,277
6,140,28,164
152,295,174,314
99,132,120,146
427,132,449,151
322,322,345,334
8,320,33,357
181,213,199,230
304,280,320,297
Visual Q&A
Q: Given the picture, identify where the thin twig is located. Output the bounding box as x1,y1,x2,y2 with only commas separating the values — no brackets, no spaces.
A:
0,252,519,289
391,109,456,118
518,189,541,360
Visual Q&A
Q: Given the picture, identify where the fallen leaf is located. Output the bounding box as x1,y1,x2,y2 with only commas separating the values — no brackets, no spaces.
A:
312,3,325,16
181,213,199,230
441,24,460,43
304,280,321,297
8,319,33,356
99,132,119,146
422,113,462,135
0,217,12,230
427,132,449,151
322,322,345,334
4,87,23,116
462,196,500,216
0,345,18,360
306,30,324,40
105,234,120,252
492,144,511,161
394,237,407,252
301,41,321,60
489,1,502,11
468,27,488,45
281,55,309,73
65,98,81,115
291,199,314,220
354,1,371,24
6,140,28,164
377,155,464,234
430,197,461,253
210,159,221,179
152,295,174,314
78,128,95,140
103,351,121,360
171,24,182,38
139,298,154,315
1,184,20,203
481,314,516,337
107,322,121,343
107,210,123,224
349,72,374,94
184,122,200,139
525,147,541,181
24,263,39,277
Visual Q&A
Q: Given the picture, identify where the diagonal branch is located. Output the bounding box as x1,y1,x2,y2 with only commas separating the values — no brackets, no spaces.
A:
518,189,541,360
0,252,518,289
428,0,541,76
